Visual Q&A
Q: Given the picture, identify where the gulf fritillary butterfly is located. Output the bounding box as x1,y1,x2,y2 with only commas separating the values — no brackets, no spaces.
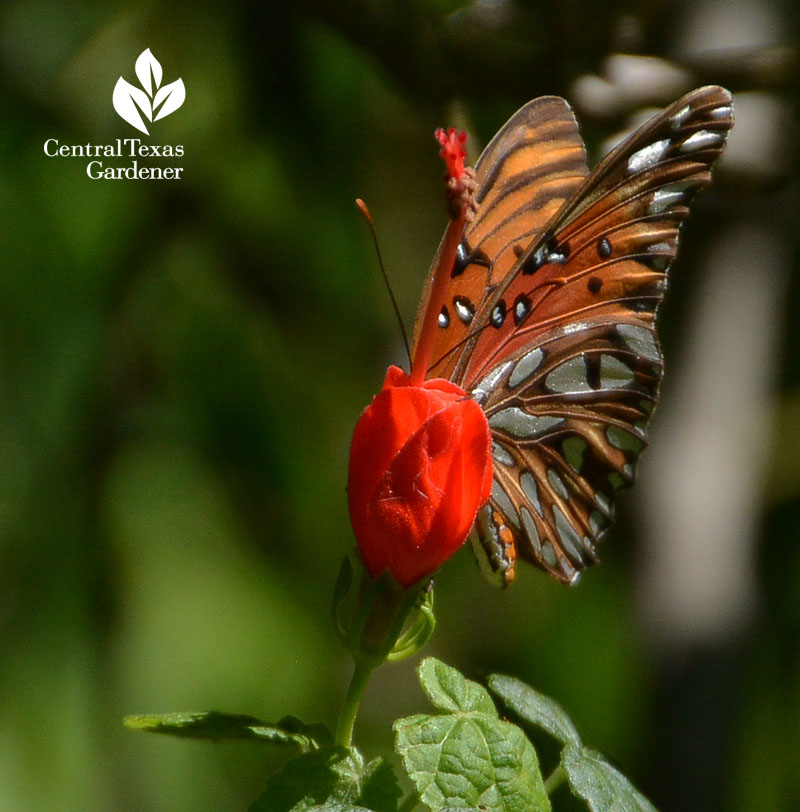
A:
402,85,734,587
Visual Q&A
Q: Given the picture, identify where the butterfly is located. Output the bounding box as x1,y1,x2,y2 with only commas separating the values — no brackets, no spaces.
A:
409,86,734,586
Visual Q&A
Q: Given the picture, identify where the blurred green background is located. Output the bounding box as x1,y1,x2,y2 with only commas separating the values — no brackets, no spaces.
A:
0,1,797,810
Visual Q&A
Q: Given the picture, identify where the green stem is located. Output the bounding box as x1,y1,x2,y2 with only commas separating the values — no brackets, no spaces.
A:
335,657,376,747
544,763,567,795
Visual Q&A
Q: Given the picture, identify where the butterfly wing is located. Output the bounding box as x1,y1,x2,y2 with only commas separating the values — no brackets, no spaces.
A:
412,96,590,379
461,86,734,584
471,316,661,584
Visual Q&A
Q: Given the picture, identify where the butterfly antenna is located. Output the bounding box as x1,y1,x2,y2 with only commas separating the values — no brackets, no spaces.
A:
355,198,412,366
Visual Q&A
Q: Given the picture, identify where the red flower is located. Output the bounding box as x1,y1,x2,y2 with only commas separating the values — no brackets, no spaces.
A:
435,127,467,180
348,366,492,588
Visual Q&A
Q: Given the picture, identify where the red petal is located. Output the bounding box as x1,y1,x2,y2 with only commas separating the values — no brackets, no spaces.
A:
348,369,492,587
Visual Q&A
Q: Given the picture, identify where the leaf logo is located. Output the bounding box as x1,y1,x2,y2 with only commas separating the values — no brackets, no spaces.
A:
113,49,185,135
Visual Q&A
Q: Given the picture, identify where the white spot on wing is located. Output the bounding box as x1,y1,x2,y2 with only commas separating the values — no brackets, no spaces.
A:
560,557,577,582
680,129,725,152
454,298,474,324
649,187,686,214
670,104,691,128
709,105,732,119
627,138,671,174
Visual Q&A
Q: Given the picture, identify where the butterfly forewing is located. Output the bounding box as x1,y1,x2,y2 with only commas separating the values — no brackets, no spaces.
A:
451,86,733,584
414,97,589,380
456,86,733,390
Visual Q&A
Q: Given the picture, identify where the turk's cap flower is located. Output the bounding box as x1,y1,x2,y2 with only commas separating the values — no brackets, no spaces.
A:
348,365,492,588
434,127,477,221
435,127,467,180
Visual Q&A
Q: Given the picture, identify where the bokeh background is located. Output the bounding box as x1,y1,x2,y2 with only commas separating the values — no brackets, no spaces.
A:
0,1,797,810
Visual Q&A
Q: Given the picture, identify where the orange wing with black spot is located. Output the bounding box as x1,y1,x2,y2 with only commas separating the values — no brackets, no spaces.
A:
412,97,589,380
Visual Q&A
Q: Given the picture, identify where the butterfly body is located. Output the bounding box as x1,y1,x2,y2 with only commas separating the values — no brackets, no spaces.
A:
412,87,734,586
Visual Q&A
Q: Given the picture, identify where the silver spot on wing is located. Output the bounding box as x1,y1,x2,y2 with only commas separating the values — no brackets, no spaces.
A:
542,541,558,567
508,347,544,388
670,104,691,128
599,354,635,388
553,504,585,562
519,505,541,555
491,480,520,529
489,408,564,438
454,297,475,325
491,441,515,468
471,361,513,405
627,138,671,174
617,323,661,362
545,355,591,394
649,187,686,214
680,129,725,152
547,467,570,500
519,470,543,517
595,491,612,513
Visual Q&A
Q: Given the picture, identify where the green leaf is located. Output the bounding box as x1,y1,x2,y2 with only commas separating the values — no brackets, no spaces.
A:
488,675,660,810
123,711,329,750
561,746,659,812
418,658,496,715
361,757,402,811
396,659,550,812
487,674,582,748
249,746,400,812
303,806,374,812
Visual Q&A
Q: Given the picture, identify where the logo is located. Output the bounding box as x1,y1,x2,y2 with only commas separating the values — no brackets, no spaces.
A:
43,48,186,180
113,48,185,135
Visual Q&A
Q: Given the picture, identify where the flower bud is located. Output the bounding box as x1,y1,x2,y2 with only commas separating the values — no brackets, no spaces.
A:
348,365,492,587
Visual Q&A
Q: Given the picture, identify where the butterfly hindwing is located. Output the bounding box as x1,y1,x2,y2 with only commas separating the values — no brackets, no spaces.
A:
471,316,661,583
459,86,733,584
